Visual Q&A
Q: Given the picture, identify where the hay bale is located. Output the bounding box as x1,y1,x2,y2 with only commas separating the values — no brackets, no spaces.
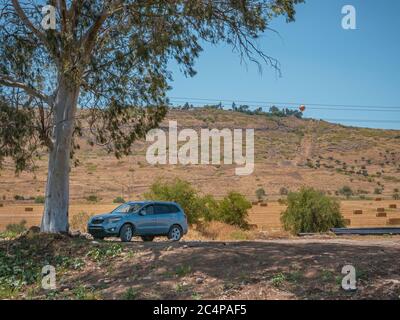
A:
260,202,268,207
389,204,397,209
353,210,363,215
377,208,385,213
344,219,351,226
387,218,400,225
376,212,387,218
375,198,382,201
0,203,3,207
25,207,33,212
251,201,259,206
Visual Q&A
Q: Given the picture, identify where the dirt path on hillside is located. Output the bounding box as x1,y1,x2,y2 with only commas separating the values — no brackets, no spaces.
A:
296,121,316,166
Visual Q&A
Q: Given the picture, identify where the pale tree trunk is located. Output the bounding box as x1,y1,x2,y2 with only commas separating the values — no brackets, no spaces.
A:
41,78,80,233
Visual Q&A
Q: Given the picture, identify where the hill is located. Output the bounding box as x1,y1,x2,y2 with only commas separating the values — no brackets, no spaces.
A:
1,108,399,203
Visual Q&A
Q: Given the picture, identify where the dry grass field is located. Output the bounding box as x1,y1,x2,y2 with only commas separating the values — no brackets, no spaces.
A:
1,200,399,235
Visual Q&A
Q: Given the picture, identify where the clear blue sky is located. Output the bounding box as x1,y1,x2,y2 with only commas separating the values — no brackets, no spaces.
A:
167,0,400,130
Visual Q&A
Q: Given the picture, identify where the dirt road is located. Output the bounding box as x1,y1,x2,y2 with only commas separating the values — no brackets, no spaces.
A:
59,237,400,300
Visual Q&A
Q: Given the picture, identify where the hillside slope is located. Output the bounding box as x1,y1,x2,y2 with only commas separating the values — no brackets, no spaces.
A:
1,108,399,202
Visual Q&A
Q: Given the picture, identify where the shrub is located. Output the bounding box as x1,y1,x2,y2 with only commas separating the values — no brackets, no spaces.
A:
255,188,266,201
85,194,99,202
14,195,24,201
5,219,27,235
393,194,400,200
113,196,125,204
144,179,205,224
281,187,345,235
374,188,382,195
34,196,45,204
338,186,353,199
279,187,289,196
218,192,251,229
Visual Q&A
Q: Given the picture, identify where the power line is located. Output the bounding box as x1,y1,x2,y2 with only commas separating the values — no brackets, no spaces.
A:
169,96,400,110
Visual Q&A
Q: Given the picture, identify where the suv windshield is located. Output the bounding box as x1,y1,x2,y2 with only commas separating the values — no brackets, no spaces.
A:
112,203,144,214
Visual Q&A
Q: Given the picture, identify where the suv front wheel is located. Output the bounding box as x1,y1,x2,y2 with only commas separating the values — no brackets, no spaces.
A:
168,225,182,241
120,224,133,242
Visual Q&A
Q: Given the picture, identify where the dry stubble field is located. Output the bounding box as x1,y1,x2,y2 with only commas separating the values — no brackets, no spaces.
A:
1,199,399,235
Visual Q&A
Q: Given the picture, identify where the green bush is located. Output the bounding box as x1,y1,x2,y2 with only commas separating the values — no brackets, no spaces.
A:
281,187,345,235
113,196,125,204
374,188,382,195
3,220,27,237
144,179,205,224
393,193,400,200
85,194,99,202
14,195,24,201
218,192,251,229
34,196,45,204
338,186,353,199
255,188,266,201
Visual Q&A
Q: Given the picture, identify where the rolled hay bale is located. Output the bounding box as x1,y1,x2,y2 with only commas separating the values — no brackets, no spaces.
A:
0,203,3,207
251,201,259,206
387,218,400,225
25,207,33,212
389,204,397,209
260,202,268,207
344,219,351,226
376,212,387,218
375,198,382,201
377,208,385,213
353,210,363,215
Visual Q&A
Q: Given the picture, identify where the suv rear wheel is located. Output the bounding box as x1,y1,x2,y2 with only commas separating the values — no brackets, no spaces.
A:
168,225,182,241
120,224,133,242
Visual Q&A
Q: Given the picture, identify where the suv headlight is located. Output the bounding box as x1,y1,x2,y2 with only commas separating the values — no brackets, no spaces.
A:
107,217,121,224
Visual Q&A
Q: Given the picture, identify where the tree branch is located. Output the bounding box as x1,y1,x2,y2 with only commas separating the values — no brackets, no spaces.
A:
0,74,51,104
11,0,50,48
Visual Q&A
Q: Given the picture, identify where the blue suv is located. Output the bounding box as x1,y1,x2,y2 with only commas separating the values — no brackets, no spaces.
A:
87,201,188,242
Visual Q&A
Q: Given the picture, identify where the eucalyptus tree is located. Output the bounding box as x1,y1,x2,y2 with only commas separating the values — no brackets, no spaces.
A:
0,0,303,233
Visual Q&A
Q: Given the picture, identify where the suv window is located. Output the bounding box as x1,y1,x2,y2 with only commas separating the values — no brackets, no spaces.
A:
167,204,180,213
154,204,170,214
144,205,154,215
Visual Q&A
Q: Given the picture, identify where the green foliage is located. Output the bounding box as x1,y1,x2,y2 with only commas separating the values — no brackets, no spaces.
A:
144,179,205,224
393,194,400,200
338,186,353,199
122,288,138,300
87,244,123,262
14,195,24,201
6,220,27,234
218,192,252,229
255,188,266,201
374,188,382,195
113,196,125,204
34,196,45,204
85,195,99,203
145,179,251,228
271,273,286,287
281,187,345,235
